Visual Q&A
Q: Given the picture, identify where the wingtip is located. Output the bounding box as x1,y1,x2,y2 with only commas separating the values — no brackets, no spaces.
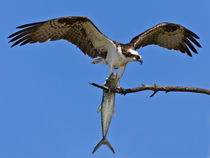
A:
16,25,24,29
188,53,192,57
197,43,202,48
10,43,16,48
8,35,13,39
16,21,42,29
185,28,200,39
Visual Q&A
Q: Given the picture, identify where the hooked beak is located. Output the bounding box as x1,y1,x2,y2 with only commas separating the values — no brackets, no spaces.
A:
138,58,143,64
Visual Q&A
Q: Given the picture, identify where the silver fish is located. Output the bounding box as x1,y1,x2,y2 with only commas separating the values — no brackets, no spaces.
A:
92,73,118,154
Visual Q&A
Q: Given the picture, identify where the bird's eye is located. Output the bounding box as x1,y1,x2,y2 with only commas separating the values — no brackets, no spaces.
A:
136,56,140,60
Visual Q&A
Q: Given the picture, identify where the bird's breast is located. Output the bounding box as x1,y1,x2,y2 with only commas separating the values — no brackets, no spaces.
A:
105,47,127,69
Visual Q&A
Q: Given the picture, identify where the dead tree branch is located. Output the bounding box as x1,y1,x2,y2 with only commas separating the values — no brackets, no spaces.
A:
89,83,210,97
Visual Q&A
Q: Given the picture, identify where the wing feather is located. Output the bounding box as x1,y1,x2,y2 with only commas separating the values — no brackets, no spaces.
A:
183,38,198,54
8,16,114,58
130,23,201,56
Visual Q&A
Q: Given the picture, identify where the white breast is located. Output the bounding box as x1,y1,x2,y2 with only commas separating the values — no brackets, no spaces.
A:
105,46,127,69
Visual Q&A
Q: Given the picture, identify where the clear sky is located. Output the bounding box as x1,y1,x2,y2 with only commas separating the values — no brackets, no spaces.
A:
1,0,210,158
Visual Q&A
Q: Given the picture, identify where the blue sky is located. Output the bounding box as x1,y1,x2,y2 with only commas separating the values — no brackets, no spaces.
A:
1,0,210,158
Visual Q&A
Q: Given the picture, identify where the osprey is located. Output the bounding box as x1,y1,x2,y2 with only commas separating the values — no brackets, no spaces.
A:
8,16,201,84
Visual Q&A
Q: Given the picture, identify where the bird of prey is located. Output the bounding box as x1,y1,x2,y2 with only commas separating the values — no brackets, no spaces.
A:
8,16,201,84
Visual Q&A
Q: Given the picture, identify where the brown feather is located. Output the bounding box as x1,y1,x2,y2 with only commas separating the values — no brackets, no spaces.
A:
16,21,45,28
129,22,201,57
8,26,36,38
186,33,202,48
11,35,30,47
185,28,199,39
8,16,114,58
183,38,198,54
181,42,192,57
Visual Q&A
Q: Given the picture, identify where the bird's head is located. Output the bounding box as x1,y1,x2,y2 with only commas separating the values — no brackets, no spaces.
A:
128,49,143,64
135,54,143,64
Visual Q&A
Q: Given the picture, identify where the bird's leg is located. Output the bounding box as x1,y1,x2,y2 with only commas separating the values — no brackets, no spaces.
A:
116,65,126,88
117,65,126,82
109,66,114,76
91,57,104,64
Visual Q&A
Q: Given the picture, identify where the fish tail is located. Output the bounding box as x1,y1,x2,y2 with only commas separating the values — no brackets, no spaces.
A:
92,137,115,154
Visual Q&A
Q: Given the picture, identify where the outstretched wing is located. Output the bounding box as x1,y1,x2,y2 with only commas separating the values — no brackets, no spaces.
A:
8,16,114,58
130,23,201,57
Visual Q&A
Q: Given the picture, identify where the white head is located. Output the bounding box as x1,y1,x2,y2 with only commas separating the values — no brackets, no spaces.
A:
127,49,143,64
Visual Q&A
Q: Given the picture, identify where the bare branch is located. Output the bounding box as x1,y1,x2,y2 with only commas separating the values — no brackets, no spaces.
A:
89,83,210,96
89,82,108,91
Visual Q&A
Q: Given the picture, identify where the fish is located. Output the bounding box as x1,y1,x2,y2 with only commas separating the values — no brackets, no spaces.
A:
92,72,118,154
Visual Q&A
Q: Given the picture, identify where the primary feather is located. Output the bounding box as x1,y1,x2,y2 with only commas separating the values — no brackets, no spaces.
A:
130,23,201,57
8,16,114,58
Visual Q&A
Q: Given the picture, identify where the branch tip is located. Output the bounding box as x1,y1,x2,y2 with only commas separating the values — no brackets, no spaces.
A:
150,91,158,97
